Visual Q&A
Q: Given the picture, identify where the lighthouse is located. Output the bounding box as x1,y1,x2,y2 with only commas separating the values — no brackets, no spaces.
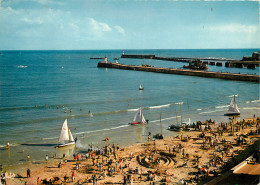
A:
122,50,125,55
104,56,108,63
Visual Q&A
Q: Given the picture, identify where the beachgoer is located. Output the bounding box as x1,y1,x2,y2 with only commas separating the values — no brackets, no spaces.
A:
92,174,96,185
27,154,30,161
72,171,75,182
27,169,30,178
64,175,67,182
123,175,127,185
37,177,40,184
1,174,6,185
45,155,48,161
6,142,10,149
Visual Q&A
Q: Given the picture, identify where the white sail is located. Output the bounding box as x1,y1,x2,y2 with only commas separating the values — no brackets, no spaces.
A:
59,119,69,142
68,129,75,142
139,84,142,89
226,96,240,115
133,107,146,123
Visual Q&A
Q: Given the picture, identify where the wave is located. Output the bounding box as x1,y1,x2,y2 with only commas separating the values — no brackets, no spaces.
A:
246,99,260,104
175,102,184,105
199,109,223,114
196,109,202,111
0,143,19,148
149,116,181,123
216,105,229,109
74,125,130,136
42,137,58,140
241,107,260,110
228,94,238,97
127,108,139,112
2,102,187,126
149,103,172,109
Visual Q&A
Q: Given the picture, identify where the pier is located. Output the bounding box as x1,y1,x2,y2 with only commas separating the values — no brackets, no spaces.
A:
97,62,260,83
121,54,237,62
121,54,260,68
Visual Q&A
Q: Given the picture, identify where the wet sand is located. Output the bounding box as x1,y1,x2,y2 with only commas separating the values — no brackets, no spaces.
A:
2,116,259,185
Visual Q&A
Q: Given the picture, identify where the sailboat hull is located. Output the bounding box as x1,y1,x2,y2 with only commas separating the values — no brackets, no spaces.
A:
130,122,146,125
56,141,75,148
224,112,240,116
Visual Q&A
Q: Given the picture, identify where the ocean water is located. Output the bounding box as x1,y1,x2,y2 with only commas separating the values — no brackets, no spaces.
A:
0,49,259,167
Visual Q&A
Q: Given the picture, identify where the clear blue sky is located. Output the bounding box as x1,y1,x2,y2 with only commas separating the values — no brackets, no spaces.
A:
0,0,259,50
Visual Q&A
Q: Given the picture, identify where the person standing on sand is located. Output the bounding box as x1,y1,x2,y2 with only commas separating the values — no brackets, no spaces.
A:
72,171,75,182
92,174,96,185
123,174,127,185
27,169,30,178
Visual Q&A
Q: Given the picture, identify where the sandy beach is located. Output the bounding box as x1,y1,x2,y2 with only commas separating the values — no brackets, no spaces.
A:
1,116,259,185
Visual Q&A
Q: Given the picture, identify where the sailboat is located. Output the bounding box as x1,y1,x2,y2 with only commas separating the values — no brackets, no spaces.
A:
155,113,164,139
57,119,75,148
130,107,146,125
168,109,183,131
139,84,144,90
224,95,240,116
182,103,191,125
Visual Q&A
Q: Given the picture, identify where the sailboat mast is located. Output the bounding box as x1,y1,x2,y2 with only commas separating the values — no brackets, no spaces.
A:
180,103,182,125
175,108,178,125
160,113,162,135
188,102,190,119
140,107,142,122
67,120,70,139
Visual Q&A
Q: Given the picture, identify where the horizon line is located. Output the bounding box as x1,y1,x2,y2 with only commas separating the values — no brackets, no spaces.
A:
1,48,260,51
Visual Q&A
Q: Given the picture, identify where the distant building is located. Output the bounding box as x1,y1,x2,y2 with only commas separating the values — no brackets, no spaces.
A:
242,51,260,61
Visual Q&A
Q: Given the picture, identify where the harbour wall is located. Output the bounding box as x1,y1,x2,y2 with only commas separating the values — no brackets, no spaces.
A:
97,62,260,83
121,54,259,68
121,54,236,62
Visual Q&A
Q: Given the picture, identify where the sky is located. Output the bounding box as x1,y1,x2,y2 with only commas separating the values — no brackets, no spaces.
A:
0,0,259,50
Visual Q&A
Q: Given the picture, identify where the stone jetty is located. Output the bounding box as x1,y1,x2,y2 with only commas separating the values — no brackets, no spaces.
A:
97,62,260,83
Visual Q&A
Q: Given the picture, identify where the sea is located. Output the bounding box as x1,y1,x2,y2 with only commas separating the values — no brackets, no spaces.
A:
0,49,259,168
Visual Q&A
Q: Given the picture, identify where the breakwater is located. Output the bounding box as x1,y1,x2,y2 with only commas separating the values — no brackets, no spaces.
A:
121,54,260,68
121,54,237,62
97,62,260,83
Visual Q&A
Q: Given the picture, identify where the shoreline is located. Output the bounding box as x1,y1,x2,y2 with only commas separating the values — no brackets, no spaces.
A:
1,116,259,184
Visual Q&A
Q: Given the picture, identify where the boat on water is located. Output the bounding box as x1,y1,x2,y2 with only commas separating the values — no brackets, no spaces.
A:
56,119,75,148
17,65,28,68
139,84,144,90
225,95,240,116
130,107,146,125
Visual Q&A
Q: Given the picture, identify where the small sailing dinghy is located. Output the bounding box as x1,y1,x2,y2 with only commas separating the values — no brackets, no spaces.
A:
139,84,144,90
130,107,146,125
57,119,75,148
225,95,240,116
